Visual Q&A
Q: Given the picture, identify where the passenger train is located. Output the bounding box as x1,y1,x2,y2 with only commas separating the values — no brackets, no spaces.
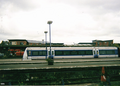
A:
23,47,119,60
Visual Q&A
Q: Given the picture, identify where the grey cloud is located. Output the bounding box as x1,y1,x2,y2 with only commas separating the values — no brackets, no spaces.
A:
0,0,120,43
7,0,38,10
87,0,120,14
0,0,38,15
108,27,120,36
0,28,17,36
59,0,120,14
91,26,120,38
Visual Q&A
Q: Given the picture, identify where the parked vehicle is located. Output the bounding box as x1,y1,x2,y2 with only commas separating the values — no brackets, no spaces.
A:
0,53,4,57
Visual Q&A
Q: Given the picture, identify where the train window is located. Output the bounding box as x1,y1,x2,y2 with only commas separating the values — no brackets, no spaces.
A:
99,50,106,55
42,51,47,56
97,51,98,54
99,50,116,55
39,51,47,56
86,50,93,55
63,51,70,55
78,51,85,55
39,51,42,55
106,50,115,54
28,51,31,56
78,50,92,55
48,51,54,55
55,51,63,55
94,51,95,54
71,51,78,55
32,51,39,56
52,51,54,55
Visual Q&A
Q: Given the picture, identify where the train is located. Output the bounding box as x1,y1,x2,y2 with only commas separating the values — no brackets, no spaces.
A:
23,47,119,60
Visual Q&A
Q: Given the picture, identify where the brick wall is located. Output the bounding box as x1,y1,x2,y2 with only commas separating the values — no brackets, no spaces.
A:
10,41,27,45
94,41,113,46
29,43,40,45
16,41,27,45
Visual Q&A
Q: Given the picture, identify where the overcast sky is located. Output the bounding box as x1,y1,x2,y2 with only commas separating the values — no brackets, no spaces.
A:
0,0,120,44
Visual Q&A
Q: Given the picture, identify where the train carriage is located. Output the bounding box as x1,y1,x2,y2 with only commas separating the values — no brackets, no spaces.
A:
52,47,94,59
97,47,118,58
23,47,118,60
23,47,47,60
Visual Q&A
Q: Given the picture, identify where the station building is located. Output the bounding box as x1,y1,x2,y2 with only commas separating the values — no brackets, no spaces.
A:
92,40,113,46
0,39,114,47
8,39,28,45
8,39,64,46
78,40,113,46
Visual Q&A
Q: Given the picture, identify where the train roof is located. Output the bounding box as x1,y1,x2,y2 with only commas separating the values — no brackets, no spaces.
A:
25,47,117,51
25,47,46,50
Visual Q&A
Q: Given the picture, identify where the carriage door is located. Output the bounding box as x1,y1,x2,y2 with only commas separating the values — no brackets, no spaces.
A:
48,50,54,56
52,50,54,56
93,48,99,58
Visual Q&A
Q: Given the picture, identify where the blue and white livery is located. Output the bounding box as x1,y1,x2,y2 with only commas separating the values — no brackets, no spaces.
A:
23,47,118,60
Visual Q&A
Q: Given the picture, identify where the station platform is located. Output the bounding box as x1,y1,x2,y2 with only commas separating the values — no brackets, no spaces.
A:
0,58,120,70
0,58,120,85
0,57,120,65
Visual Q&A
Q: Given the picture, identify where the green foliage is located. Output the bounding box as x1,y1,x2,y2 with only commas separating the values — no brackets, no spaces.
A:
113,44,120,47
46,58,52,62
46,58,54,65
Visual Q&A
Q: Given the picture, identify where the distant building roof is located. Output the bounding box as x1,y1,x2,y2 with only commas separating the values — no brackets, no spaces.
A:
78,43,96,46
48,43,64,45
92,40,113,42
8,39,27,41
27,40,44,43
8,39,47,44
7,39,63,45
78,43,95,44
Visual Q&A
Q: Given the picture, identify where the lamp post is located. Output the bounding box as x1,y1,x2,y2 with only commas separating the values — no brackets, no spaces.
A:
47,21,53,58
44,31,48,59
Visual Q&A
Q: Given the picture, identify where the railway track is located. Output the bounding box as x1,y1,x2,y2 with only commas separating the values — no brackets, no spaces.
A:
0,66,120,85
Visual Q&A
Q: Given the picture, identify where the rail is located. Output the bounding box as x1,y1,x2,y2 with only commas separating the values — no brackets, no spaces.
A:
0,66,120,85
